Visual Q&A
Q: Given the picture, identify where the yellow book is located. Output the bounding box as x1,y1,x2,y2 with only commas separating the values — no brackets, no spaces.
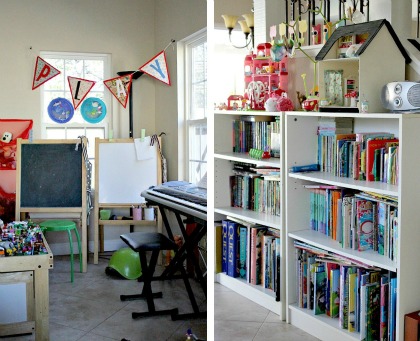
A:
348,272,357,332
215,225,223,273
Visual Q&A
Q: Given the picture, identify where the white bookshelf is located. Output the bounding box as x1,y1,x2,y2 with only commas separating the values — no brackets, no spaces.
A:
284,111,420,340
214,110,286,319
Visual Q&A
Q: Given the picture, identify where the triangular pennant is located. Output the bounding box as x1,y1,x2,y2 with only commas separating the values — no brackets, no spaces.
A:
103,74,133,108
139,51,171,86
68,77,96,110
32,56,61,90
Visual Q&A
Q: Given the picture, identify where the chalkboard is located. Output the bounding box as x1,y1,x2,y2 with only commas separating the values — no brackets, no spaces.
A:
96,138,159,204
20,142,83,207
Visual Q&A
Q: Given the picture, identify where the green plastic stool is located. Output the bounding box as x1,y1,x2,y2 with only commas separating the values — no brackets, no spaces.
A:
40,220,82,282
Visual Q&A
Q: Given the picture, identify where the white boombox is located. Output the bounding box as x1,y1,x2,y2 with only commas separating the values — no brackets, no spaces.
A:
380,81,420,112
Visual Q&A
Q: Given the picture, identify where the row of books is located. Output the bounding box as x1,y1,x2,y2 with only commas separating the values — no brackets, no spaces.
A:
306,186,398,260
232,118,278,154
317,130,399,184
295,242,397,341
220,217,281,298
230,174,281,216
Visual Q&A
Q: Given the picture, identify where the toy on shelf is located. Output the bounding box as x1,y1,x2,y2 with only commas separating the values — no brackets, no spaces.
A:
227,95,244,110
0,221,48,256
249,147,271,160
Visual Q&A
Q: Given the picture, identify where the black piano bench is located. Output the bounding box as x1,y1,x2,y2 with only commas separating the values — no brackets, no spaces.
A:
119,231,198,320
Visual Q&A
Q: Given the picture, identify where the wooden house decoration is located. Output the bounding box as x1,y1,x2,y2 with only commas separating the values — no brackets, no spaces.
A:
315,19,411,113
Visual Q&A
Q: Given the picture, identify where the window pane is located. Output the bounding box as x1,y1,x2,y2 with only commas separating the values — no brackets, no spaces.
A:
189,42,207,120
188,125,207,160
85,128,105,157
46,128,65,139
189,161,207,185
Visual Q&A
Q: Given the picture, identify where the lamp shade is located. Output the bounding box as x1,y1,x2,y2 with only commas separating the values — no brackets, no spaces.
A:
222,15,239,29
242,13,254,28
238,20,250,34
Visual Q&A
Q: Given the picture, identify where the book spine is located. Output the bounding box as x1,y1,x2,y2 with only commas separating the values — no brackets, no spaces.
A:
227,221,239,277
222,220,229,273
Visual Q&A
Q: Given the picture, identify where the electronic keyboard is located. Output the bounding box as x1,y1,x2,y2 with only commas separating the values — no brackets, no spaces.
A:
142,181,207,221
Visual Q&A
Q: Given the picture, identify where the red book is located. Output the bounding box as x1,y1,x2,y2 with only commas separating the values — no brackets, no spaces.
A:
365,138,398,181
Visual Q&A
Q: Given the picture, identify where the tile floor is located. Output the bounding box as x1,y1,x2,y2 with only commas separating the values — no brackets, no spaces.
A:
3,255,318,341
3,255,207,341
214,283,319,341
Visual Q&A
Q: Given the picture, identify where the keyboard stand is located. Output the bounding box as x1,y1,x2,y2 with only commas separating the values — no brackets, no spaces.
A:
141,191,207,320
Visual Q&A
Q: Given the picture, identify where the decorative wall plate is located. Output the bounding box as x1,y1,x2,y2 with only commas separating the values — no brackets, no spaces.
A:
81,97,107,123
47,98,74,123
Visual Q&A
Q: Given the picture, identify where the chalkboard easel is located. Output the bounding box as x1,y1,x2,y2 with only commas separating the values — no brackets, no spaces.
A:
15,138,88,272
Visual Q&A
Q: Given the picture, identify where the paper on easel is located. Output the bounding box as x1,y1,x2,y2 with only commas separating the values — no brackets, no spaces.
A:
134,136,154,161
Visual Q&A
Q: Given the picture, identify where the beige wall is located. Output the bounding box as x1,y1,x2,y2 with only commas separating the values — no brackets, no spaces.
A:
154,0,207,181
0,0,157,139
0,1,206,252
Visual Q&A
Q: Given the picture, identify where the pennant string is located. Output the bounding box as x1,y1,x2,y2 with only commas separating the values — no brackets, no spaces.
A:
164,39,176,51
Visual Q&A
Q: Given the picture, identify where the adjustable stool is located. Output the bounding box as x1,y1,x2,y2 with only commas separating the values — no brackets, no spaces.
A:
39,219,82,283
119,231,199,319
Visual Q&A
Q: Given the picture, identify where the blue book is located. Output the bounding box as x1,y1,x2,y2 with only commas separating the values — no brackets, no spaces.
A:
227,221,239,278
238,226,247,279
388,277,397,341
222,220,229,273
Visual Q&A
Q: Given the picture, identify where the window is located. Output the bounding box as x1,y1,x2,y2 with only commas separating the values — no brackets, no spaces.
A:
179,30,207,184
40,52,111,159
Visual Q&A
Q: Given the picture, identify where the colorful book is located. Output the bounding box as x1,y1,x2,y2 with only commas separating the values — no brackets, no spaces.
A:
222,220,229,273
380,274,389,340
250,226,267,285
365,138,398,181
356,199,374,251
359,272,371,340
227,221,239,278
238,226,247,279
366,282,380,341
215,225,223,273
388,277,397,341
330,268,341,318
377,202,387,256
314,264,327,315
348,272,357,332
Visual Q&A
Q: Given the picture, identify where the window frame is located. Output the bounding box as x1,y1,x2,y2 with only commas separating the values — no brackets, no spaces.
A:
177,28,207,183
39,51,112,142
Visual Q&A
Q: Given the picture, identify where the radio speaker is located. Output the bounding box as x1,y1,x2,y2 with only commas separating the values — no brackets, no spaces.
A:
380,81,420,111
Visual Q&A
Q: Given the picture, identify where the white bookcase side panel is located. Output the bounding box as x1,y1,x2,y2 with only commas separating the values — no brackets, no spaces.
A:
214,114,236,154
395,115,420,340
214,158,233,207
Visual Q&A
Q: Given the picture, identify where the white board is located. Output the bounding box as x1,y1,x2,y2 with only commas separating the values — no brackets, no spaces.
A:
98,139,158,204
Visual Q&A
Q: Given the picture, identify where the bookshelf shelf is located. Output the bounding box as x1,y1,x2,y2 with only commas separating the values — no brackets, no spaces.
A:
215,206,281,229
289,171,399,196
213,110,285,319
285,111,420,340
217,272,280,314
288,304,359,341
215,152,280,168
289,230,397,272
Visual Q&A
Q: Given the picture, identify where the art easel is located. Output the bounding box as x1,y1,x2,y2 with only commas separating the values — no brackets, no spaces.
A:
15,138,88,272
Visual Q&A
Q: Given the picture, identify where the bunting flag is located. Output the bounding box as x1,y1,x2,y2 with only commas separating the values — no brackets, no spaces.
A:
68,77,96,110
103,74,133,108
139,51,171,86
32,56,61,90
